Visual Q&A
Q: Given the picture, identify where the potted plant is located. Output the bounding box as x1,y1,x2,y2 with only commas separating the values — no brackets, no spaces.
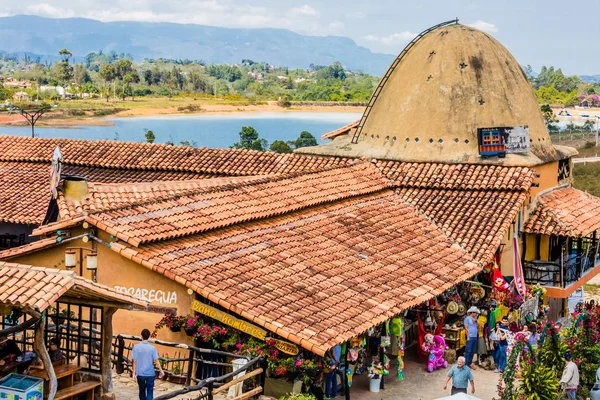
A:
158,353,170,380
295,359,320,378
184,315,200,336
154,311,185,333
367,362,388,393
168,361,186,385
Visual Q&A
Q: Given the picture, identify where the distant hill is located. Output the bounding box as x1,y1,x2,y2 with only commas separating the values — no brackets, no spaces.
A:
0,15,395,75
581,75,600,84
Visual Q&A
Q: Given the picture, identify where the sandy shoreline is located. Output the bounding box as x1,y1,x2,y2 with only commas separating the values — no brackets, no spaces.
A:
0,103,365,128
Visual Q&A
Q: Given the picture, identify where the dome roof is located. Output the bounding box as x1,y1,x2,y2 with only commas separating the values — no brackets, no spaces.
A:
299,23,574,166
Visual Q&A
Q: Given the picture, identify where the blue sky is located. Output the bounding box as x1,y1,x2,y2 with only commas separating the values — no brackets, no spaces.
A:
2,0,598,75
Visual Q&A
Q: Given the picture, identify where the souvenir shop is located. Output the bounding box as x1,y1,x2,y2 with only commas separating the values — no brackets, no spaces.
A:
331,264,549,398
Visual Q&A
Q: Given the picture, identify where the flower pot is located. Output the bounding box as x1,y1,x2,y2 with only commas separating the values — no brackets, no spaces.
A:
184,326,196,336
264,378,302,398
169,326,182,333
302,368,318,378
369,377,381,393
167,374,186,385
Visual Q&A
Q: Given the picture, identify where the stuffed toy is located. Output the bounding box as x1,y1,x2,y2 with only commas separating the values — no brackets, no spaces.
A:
421,333,448,372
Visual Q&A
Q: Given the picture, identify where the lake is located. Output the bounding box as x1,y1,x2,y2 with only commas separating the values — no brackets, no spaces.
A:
0,112,362,148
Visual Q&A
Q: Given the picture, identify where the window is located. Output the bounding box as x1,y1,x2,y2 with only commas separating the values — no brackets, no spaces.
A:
478,128,506,157
558,158,571,182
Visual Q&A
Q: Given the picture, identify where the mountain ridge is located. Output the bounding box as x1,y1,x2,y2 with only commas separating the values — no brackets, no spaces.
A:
0,15,395,74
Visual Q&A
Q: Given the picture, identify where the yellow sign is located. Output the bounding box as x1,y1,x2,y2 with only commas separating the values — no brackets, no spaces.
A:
191,300,267,340
270,339,299,355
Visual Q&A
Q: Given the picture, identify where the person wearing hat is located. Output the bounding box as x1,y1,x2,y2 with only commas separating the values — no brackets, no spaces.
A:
560,353,579,400
463,306,479,369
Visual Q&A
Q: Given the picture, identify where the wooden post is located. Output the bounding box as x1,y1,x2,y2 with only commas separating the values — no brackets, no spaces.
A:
101,307,117,394
185,349,195,386
260,357,267,392
207,381,214,400
344,342,350,400
379,345,385,390
34,316,57,400
116,335,125,374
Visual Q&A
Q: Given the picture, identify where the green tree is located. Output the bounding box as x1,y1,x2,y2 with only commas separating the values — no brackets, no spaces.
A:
232,126,268,151
54,48,74,90
0,87,12,100
99,64,116,102
122,70,140,101
144,129,156,143
290,131,318,148
270,140,293,153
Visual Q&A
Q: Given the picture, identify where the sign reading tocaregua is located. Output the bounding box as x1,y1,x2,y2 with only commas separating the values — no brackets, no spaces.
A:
191,300,267,340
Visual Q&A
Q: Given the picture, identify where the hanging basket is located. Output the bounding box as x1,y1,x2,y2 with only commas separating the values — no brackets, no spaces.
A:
184,326,196,336
169,326,182,333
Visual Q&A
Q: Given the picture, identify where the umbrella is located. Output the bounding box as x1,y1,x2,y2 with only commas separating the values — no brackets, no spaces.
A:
434,393,481,400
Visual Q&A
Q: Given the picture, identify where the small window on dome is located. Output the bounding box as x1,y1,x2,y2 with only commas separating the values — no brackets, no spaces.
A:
477,128,506,157
415,138,420,142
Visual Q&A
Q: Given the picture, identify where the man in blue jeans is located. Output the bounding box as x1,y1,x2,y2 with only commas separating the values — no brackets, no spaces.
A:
325,344,341,398
464,307,479,370
132,329,164,400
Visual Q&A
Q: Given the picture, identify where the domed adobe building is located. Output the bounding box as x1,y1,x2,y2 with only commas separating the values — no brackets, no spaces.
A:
300,21,600,316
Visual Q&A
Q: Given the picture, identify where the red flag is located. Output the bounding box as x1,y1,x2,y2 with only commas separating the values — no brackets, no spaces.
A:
492,265,509,292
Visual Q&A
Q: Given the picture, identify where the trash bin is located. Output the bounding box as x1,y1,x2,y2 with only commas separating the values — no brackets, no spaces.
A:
369,377,381,393
227,358,248,398
0,373,44,400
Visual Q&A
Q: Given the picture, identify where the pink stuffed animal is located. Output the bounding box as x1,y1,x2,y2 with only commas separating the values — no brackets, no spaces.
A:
421,333,448,372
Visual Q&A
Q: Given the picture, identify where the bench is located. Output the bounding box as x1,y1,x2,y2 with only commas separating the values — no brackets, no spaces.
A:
54,381,101,400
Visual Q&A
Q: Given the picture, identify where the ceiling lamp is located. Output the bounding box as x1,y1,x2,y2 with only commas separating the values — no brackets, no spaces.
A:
86,251,97,270
65,250,77,269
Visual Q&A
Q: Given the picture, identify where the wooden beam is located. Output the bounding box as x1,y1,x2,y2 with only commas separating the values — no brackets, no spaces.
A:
101,307,117,395
34,316,57,400
58,297,132,310
0,316,40,336
212,368,263,394
231,386,262,400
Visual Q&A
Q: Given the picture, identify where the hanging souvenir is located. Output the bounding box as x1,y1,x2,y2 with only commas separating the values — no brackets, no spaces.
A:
390,317,405,381
492,264,509,292
456,302,467,316
446,301,459,315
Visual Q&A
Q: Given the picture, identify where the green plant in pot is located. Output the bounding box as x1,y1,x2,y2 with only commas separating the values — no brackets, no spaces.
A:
154,311,185,334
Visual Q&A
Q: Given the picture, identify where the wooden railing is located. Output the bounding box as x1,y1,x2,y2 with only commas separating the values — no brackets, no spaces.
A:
112,334,266,400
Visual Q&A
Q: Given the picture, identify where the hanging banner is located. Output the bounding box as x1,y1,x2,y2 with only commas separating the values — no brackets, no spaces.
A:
191,300,267,340
513,236,527,297
49,145,62,199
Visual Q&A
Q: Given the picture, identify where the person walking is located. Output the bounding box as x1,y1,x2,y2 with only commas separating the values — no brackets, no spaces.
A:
132,329,164,400
464,306,479,369
325,344,341,399
443,356,475,395
489,322,501,368
560,353,580,400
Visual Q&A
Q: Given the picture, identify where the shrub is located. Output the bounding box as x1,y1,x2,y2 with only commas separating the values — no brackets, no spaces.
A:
177,104,202,112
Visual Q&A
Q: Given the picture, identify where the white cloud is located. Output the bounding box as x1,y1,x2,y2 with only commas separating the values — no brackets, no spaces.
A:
26,3,75,18
468,20,498,33
363,31,417,45
290,5,319,17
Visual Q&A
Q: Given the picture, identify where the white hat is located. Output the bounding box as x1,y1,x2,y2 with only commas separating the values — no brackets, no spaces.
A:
467,306,480,314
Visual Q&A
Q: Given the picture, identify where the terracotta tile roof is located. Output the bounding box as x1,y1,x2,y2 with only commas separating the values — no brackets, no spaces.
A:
0,161,213,226
377,161,534,191
321,120,359,140
0,136,349,176
109,190,478,355
523,186,600,237
84,163,391,246
0,237,60,260
57,176,268,220
397,188,528,264
0,262,146,312
0,162,51,225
